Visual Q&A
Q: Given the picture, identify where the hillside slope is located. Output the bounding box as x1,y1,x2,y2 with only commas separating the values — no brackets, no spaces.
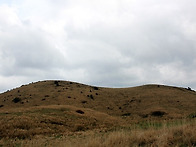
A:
0,80,196,119
0,80,196,139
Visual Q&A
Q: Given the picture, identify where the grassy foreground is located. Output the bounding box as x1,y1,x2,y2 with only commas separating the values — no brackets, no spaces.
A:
0,119,195,147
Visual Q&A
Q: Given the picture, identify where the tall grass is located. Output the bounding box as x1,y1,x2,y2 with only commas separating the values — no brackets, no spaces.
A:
1,119,195,147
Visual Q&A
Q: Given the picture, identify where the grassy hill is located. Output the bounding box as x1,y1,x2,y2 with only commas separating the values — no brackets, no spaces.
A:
0,80,196,146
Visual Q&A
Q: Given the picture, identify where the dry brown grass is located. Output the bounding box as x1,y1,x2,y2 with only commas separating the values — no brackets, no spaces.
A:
1,119,195,147
1,81,196,120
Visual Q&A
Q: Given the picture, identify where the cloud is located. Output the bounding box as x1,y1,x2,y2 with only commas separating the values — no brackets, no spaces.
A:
1,0,196,92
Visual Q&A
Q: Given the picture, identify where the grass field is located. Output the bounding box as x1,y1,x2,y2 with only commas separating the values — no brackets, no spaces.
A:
0,118,195,147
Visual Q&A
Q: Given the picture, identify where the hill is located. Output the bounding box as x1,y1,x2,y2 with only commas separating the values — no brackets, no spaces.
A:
1,80,196,119
0,80,196,146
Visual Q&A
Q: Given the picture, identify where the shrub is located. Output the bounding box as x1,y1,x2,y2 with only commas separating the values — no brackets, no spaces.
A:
54,81,60,86
122,113,131,116
76,110,84,114
93,87,99,90
81,101,87,104
89,95,94,99
151,111,166,117
12,97,21,103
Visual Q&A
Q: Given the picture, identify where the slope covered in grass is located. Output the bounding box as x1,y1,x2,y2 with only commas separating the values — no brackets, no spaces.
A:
0,80,196,146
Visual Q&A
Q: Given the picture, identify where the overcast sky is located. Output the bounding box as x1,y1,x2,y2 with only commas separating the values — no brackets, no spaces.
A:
1,0,196,92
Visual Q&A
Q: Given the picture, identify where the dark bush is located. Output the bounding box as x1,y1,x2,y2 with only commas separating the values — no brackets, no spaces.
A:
12,97,21,103
54,81,60,86
76,110,84,114
81,100,87,104
151,111,166,117
93,87,99,90
89,94,94,99
187,87,195,92
122,113,131,116
68,96,71,98
0,105,4,108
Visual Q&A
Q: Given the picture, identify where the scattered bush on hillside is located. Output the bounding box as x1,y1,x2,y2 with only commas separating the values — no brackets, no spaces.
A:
187,87,195,92
76,110,84,114
122,113,131,117
54,81,60,86
140,114,149,118
81,100,87,104
93,87,99,90
12,97,21,103
151,111,166,117
87,94,94,100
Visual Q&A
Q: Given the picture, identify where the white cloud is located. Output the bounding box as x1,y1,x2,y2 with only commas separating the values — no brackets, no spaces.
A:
1,0,196,92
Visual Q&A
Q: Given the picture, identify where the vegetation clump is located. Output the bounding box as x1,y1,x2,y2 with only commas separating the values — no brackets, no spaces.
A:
54,81,60,86
122,113,131,116
188,113,196,118
76,110,84,114
12,97,21,103
93,87,99,90
151,111,166,117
